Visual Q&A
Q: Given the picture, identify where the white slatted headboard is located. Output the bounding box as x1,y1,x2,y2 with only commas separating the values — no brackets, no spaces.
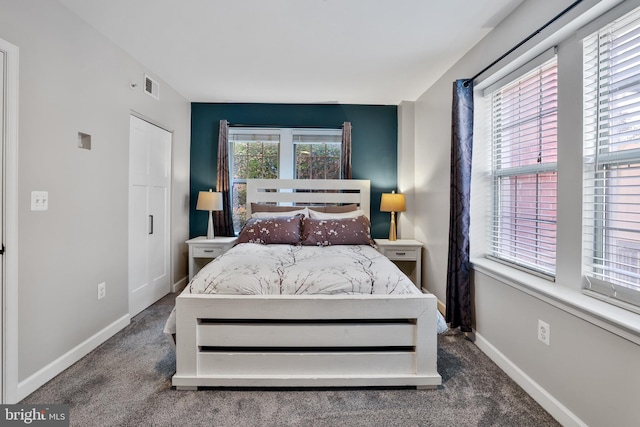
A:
246,179,371,218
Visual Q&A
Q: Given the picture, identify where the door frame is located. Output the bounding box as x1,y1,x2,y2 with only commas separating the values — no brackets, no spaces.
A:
1,37,20,404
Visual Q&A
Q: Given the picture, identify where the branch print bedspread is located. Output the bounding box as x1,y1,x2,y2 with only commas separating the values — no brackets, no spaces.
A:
188,243,419,296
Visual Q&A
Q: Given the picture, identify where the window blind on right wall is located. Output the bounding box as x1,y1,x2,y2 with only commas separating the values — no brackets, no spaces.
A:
583,5,640,307
488,58,558,278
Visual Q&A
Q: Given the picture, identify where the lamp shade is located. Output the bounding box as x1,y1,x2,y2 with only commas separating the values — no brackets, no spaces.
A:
380,192,406,213
196,189,223,211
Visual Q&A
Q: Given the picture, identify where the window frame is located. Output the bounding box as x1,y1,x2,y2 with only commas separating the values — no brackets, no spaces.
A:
228,127,342,231
582,5,640,308
487,57,559,279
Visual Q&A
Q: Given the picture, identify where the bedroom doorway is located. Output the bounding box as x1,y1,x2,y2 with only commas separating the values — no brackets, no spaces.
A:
128,115,172,317
1,36,19,404
0,48,5,405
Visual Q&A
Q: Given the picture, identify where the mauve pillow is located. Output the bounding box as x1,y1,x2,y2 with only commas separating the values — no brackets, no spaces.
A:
252,203,357,214
237,215,303,245
301,216,375,246
309,204,359,214
251,208,308,219
251,203,306,213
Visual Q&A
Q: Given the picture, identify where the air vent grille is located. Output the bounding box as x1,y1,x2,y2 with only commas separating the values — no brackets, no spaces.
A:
144,74,159,100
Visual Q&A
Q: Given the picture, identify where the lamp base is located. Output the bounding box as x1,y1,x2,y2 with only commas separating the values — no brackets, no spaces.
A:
388,211,397,241
207,211,215,239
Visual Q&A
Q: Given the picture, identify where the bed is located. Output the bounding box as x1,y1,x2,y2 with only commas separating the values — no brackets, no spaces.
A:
169,179,443,389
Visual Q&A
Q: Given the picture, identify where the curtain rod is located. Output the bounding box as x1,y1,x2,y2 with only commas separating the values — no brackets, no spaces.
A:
465,0,584,86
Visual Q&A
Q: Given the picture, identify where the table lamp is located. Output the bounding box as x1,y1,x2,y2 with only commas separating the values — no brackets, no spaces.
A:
196,189,223,239
380,191,406,241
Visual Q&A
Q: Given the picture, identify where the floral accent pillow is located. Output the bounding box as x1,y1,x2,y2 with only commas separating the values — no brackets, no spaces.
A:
301,216,375,247
237,215,303,245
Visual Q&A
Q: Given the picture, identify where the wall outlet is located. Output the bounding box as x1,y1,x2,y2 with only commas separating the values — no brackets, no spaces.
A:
97,282,106,300
538,319,550,346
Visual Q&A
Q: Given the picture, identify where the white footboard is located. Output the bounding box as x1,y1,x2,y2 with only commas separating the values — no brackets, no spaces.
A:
172,293,442,389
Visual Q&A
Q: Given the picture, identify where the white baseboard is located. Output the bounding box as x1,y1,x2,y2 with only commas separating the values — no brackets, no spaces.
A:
172,276,187,293
16,314,130,402
475,332,587,427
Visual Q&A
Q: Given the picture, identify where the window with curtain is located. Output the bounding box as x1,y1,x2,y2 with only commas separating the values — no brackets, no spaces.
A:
488,57,558,278
583,6,640,307
229,128,342,232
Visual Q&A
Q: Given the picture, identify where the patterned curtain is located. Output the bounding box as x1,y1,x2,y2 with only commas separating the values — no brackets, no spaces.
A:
341,122,352,179
446,80,474,332
214,120,235,236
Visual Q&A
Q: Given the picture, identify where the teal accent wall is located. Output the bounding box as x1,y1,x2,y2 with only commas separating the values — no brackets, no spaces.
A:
190,103,398,239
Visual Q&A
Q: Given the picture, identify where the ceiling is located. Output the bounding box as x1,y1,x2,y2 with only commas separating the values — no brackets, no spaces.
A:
58,0,523,105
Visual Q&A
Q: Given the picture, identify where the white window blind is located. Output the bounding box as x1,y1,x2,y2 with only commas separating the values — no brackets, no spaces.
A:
489,58,558,278
583,6,640,307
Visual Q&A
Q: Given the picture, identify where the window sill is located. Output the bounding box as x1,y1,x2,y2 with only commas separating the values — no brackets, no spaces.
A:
471,257,640,346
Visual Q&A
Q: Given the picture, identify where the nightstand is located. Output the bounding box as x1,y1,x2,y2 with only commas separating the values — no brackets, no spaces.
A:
375,239,423,289
186,236,238,280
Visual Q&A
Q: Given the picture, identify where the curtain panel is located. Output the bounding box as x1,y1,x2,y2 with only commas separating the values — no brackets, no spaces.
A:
214,120,235,236
341,122,352,179
445,80,474,332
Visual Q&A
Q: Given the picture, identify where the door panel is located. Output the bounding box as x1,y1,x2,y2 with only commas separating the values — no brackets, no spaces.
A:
149,185,167,282
129,116,171,317
129,185,149,293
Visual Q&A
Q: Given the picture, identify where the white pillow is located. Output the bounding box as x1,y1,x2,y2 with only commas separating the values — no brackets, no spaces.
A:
251,207,308,219
308,209,365,219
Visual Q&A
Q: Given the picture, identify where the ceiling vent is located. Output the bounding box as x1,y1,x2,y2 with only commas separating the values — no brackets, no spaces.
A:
144,74,159,100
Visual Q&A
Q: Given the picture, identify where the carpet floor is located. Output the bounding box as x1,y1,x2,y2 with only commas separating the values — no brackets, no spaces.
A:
22,293,560,427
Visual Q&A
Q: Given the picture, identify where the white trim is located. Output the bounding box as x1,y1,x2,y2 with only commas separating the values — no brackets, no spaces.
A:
576,0,640,40
472,258,640,346
475,332,587,427
172,276,188,293
481,47,557,96
474,0,625,91
0,37,19,404
16,315,130,401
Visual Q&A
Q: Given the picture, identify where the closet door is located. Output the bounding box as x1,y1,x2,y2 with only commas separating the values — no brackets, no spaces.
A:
129,115,171,317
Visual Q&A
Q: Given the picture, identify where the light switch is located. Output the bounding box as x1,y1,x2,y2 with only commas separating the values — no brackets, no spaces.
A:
31,191,48,211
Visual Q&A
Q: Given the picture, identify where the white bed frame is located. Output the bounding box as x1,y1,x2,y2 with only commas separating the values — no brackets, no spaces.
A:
173,179,442,389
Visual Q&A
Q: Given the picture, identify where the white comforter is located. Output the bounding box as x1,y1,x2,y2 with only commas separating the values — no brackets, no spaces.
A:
164,243,448,334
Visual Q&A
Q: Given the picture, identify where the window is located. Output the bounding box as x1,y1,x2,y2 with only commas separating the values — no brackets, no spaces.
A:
488,58,558,278
229,128,342,231
294,133,341,180
230,132,280,230
583,6,640,307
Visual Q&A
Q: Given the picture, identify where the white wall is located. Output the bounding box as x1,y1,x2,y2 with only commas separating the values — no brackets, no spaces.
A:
408,0,640,425
397,101,416,239
0,0,190,399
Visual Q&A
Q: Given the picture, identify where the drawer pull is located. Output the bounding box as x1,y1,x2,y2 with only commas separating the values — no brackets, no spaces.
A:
204,249,215,253
395,252,406,256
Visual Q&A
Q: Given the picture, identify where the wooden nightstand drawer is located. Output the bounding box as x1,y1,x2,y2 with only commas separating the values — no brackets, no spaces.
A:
193,246,224,258
381,247,418,260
